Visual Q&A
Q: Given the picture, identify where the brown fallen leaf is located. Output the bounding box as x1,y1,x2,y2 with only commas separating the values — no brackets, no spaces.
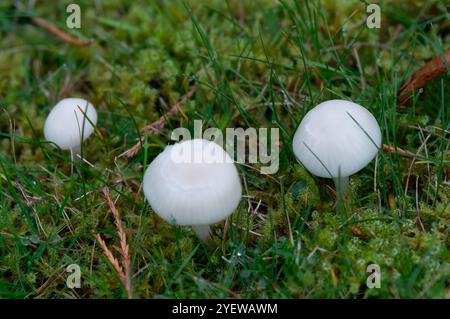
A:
398,50,450,105
349,226,368,239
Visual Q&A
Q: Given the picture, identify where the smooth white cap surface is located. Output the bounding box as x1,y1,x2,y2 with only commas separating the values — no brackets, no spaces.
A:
143,139,242,226
44,98,97,150
293,99,381,178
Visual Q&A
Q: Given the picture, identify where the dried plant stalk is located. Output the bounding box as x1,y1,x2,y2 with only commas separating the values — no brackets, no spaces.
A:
382,144,417,157
119,85,196,158
31,17,93,47
92,233,125,278
93,187,132,298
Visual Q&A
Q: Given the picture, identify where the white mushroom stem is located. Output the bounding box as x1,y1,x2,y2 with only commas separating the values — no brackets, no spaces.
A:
334,176,349,196
191,225,212,242
70,145,82,161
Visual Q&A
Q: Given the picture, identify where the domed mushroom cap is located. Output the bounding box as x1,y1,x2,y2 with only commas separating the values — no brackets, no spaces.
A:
293,99,381,178
143,139,242,226
44,98,97,150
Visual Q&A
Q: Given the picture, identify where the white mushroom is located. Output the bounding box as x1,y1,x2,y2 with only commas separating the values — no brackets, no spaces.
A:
44,98,97,159
292,99,381,194
143,139,242,242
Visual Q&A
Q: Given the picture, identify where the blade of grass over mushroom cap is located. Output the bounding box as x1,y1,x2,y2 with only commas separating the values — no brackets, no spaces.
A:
73,103,103,162
293,100,382,198
343,110,382,192
302,142,349,196
73,104,88,162
76,104,104,141
301,142,335,179
43,98,98,161
346,111,382,152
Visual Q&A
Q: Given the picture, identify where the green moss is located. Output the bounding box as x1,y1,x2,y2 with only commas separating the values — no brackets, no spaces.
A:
0,0,448,299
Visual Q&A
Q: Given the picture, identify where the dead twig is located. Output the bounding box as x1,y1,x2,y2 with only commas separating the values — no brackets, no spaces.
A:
31,17,93,47
398,50,450,105
119,85,196,158
93,187,132,299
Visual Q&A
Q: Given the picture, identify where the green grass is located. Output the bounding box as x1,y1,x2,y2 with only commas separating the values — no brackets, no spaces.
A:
0,0,449,298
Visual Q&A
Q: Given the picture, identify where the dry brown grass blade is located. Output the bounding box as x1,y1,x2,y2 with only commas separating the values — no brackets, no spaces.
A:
119,85,196,158
102,187,131,293
93,187,132,298
382,144,417,157
32,17,93,47
398,50,450,105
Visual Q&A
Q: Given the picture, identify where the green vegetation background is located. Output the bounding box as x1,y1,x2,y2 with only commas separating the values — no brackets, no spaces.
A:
0,0,449,298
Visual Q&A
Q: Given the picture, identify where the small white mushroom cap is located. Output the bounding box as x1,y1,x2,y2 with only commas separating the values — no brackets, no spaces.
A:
44,98,97,151
143,139,242,227
293,99,381,178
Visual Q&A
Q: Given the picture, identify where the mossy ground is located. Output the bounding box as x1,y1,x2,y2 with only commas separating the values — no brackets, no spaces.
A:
0,1,449,298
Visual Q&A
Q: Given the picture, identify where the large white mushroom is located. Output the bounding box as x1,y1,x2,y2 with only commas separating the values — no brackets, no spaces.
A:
143,139,242,242
44,98,97,159
292,99,381,194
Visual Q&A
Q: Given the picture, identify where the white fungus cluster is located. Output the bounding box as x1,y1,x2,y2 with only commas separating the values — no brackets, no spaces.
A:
43,98,381,241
